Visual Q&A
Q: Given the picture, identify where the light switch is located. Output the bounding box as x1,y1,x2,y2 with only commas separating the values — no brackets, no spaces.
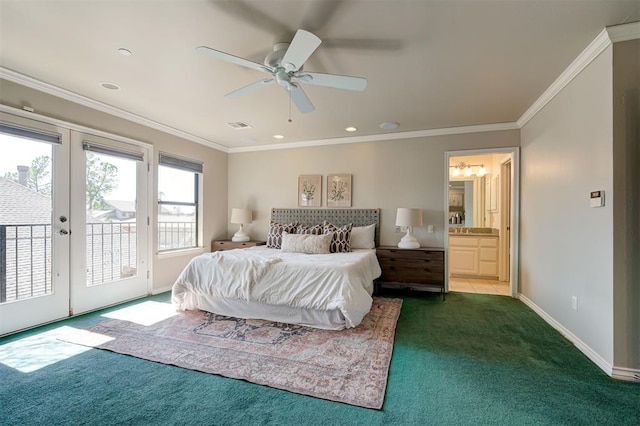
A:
590,190,604,207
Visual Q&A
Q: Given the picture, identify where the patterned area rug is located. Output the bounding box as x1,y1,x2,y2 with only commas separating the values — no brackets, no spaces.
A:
60,297,402,409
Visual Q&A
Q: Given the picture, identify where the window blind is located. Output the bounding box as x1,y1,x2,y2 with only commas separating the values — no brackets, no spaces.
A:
82,141,144,162
159,152,203,173
0,122,62,144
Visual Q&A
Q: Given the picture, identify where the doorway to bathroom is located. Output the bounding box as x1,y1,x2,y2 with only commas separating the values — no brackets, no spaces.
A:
444,148,519,297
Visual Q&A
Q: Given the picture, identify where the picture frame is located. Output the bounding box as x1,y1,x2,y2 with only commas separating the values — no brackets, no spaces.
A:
298,175,322,207
326,174,352,207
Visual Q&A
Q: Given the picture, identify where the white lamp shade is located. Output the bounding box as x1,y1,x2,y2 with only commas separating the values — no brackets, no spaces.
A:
230,208,252,224
395,208,423,227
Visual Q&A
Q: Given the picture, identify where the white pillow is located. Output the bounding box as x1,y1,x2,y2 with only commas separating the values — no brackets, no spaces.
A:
280,231,333,254
350,224,376,249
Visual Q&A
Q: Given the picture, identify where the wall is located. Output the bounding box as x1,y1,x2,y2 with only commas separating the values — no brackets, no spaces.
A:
520,47,614,365
0,79,228,291
612,39,640,371
228,130,519,247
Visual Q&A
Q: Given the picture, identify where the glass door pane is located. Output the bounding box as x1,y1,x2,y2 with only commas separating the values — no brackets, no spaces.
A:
85,152,138,286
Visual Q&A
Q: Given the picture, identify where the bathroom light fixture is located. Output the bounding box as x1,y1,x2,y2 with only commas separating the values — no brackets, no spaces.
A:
230,208,252,242
449,162,487,177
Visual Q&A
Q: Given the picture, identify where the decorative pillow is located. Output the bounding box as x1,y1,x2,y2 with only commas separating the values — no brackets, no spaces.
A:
323,221,353,253
266,221,297,249
296,223,324,235
350,223,376,249
281,231,332,254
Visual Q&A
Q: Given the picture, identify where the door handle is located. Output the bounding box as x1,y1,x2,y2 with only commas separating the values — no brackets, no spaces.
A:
59,229,69,236
59,215,68,223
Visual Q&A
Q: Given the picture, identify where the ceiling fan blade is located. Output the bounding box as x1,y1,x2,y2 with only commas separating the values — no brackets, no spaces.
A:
225,79,275,99
295,72,367,91
196,46,273,74
280,30,321,73
288,83,315,114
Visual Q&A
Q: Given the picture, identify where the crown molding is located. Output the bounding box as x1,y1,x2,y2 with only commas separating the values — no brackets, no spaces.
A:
0,67,229,153
607,21,640,43
228,122,519,153
517,28,612,128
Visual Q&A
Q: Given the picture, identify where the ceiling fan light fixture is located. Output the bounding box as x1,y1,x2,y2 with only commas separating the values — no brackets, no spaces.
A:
380,122,399,130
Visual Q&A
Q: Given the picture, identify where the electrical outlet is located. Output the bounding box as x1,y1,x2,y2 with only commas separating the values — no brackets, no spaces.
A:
571,296,578,311
427,225,434,233
400,226,408,232
395,226,401,233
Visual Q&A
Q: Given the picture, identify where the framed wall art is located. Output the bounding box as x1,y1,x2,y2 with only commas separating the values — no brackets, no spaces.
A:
298,175,322,207
327,174,352,207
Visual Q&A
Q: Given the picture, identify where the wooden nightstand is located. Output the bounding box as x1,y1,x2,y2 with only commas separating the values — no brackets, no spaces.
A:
211,240,266,252
376,246,446,300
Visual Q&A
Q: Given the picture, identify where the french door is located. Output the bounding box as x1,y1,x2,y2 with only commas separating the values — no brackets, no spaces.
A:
0,113,150,335
69,131,150,315
0,113,71,335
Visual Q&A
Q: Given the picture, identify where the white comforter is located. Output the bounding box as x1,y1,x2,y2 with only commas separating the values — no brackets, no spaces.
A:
171,246,381,328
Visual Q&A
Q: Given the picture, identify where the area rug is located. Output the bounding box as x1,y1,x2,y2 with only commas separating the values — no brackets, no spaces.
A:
60,297,402,409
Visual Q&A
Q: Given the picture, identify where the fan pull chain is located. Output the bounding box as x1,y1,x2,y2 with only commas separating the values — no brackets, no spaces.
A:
288,91,293,123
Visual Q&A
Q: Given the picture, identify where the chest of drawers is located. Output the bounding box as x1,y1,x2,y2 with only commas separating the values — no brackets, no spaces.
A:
376,246,446,300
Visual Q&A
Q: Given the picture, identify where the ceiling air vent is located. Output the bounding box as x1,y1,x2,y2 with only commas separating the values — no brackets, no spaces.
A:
226,121,252,130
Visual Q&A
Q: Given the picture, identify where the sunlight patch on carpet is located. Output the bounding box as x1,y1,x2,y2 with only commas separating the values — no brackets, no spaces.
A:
101,300,179,326
0,326,104,373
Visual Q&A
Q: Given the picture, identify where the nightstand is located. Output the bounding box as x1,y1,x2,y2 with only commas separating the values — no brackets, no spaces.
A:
376,246,446,300
211,240,266,252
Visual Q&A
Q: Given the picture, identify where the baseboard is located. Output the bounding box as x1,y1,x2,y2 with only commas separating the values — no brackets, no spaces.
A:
611,366,640,382
152,285,173,295
518,294,613,376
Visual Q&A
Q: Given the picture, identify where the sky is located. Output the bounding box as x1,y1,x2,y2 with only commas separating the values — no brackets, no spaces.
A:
0,134,193,204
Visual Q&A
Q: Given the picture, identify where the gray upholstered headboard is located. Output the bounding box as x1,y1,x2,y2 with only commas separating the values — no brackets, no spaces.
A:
271,208,381,247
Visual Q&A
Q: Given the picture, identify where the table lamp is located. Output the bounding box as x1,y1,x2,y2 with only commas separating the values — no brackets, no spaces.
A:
395,207,423,249
230,208,252,242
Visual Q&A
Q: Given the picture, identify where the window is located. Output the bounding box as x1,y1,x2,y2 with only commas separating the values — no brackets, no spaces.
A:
157,153,202,252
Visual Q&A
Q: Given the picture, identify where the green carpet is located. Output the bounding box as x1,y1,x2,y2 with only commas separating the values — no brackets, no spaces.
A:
1,291,638,425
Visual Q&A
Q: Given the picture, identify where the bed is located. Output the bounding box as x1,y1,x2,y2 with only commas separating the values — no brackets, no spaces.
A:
172,208,381,330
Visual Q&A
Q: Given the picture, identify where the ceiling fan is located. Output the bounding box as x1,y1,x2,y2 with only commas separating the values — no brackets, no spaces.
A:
196,29,367,114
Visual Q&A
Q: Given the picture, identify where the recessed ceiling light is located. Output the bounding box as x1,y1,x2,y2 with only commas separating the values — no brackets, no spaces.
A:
118,48,132,56
99,82,120,90
273,134,284,139
345,126,357,132
242,138,257,144
379,122,399,130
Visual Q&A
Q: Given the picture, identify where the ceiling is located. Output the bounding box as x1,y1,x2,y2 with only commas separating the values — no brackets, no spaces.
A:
0,0,638,151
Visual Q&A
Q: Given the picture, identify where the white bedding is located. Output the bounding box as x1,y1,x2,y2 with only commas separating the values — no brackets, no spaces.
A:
171,246,381,328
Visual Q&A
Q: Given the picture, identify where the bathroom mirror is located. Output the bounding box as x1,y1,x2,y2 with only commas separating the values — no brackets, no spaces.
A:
448,176,485,227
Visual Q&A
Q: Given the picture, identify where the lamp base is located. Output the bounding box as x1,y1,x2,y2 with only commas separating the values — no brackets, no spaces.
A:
232,224,250,242
398,228,420,249
398,240,420,249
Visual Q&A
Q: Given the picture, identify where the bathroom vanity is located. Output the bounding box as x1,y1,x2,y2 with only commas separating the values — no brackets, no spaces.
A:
448,229,499,278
